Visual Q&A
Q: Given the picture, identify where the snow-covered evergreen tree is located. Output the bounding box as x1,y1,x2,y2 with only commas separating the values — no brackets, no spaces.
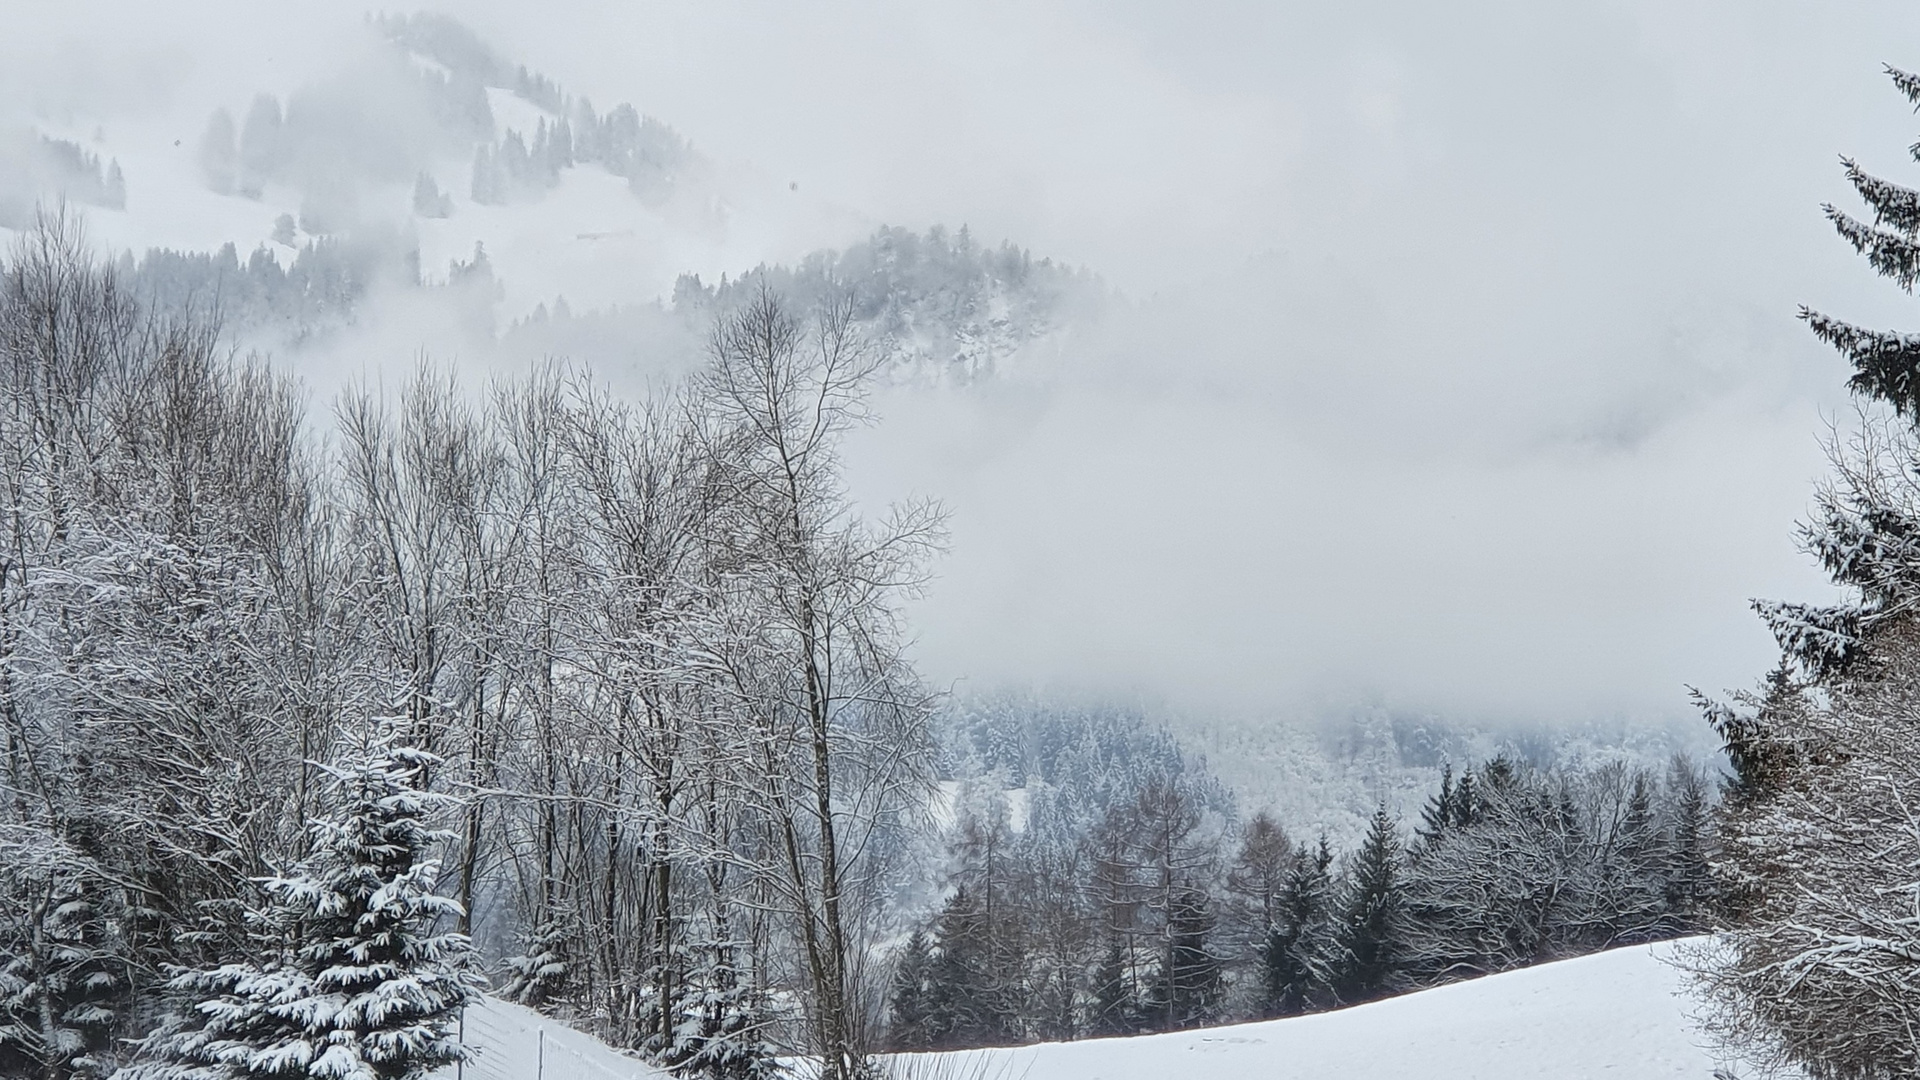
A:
1414,765,1456,850
1144,886,1220,1031
1695,64,1920,1079
103,161,126,211
409,174,451,219
0,828,127,1080
1262,837,1334,1017
1330,809,1409,1005
1087,934,1136,1037
131,726,474,1080
1401,759,1698,984
468,146,499,205
1656,758,1715,919
921,888,1017,1050
197,110,237,196
498,920,571,1010
237,95,282,197
884,932,934,1052
649,940,780,1080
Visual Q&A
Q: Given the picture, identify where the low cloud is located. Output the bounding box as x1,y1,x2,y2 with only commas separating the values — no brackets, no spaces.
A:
11,0,1920,732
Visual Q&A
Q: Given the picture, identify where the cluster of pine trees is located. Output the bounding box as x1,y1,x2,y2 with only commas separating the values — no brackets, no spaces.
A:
189,12,708,241
886,753,1715,1050
495,224,1104,390
674,224,1104,384
569,104,696,203
0,134,124,229
195,57,491,218
116,231,414,341
469,102,694,207
104,217,1095,381
370,12,702,208
197,95,289,201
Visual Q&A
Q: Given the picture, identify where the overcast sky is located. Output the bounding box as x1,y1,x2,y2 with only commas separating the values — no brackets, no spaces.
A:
11,0,1920,729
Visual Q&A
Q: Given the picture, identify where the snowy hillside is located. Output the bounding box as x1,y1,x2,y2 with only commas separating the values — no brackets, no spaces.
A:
0,11,1100,392
437,942,1760,1080
897,940,1757,1080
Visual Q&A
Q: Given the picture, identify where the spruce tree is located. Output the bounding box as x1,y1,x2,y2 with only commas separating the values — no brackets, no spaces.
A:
1694,660,1805,808
103,160,126,211
499,919,571,1009
197,109,237,195
1658,759,1714,925
409,174,451,219
1145,886,1220,1030
137,727,474,1080
1262,837,1333,1017
1694,65,1920,1077
1415,765,1455,850
922,888,1016,1050
1331,809,1409,1006
885,931,935,1052
0,837,126,1080
1089,933,1136,1036
1757,66,1920,680
651,940,779,1080
1450,770,1479,829
1477,756,1517,803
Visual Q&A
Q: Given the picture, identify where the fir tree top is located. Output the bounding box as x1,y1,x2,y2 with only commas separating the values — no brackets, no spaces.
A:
1769,66,1920,676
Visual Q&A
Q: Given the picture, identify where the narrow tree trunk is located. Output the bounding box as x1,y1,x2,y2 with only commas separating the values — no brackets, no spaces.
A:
800,599,856,1080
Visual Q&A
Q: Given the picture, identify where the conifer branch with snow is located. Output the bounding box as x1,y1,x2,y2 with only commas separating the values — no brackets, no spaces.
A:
124,725,475,1080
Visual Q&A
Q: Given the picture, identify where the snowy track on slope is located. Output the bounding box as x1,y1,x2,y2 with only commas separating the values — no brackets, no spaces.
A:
432,996,668,1080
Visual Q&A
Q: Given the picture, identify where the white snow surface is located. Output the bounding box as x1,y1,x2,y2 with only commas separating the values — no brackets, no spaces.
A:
432,996,667,1080
486,87,557,141
903,940,1756,1080
3,78,872,328
438,940,1769,1080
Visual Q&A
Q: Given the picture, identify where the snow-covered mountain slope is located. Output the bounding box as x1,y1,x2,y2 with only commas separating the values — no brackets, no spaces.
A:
896,941,1761,1080
0,11,1094,388
438,941,1766,1080
2,13,860,310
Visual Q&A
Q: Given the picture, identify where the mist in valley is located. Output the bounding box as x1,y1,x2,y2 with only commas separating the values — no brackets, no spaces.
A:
4,2,1913,831
6,7,1920,1073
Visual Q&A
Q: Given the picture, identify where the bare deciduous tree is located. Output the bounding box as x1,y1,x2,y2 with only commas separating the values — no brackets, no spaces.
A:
695,287,943,1079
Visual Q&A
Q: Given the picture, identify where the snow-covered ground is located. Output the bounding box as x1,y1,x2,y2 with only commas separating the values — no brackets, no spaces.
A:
432,996,667,1080
900,941,1757,1079
439,940,1766,1080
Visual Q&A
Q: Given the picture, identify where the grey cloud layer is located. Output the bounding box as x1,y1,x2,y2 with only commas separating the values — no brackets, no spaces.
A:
9,0,1920,728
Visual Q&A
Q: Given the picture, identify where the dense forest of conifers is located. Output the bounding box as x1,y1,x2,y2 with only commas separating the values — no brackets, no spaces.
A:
883,747,1713,1052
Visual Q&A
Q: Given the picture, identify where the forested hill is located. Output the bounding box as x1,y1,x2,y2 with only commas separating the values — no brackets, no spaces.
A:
669,224,1102,382
0,11,1105,383
498,223,1102,385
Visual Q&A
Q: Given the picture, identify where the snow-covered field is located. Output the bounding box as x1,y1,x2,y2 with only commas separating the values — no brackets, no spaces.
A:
900,941,1757,1079
440,940,1763,1080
